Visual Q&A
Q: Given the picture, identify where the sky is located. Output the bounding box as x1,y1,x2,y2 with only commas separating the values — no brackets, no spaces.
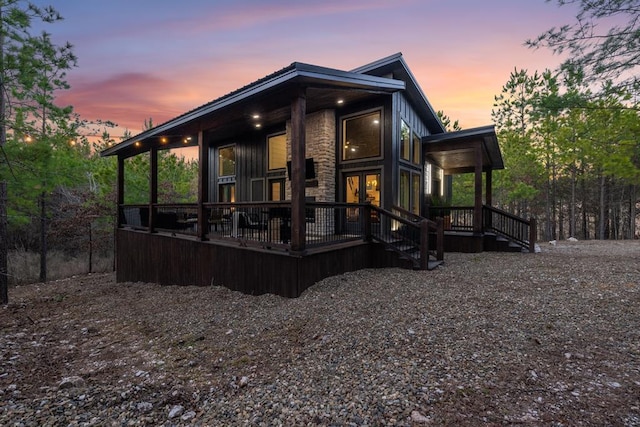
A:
33,0,580,139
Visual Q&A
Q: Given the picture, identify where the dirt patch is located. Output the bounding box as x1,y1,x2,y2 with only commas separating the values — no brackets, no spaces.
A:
1,240,639,425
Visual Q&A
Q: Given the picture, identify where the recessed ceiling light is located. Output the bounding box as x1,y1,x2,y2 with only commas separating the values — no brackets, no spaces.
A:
255,123,262,128
337,99,344,105
252,114,260,119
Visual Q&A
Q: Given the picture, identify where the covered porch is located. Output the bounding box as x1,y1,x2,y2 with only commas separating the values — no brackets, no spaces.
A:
423,126,537,253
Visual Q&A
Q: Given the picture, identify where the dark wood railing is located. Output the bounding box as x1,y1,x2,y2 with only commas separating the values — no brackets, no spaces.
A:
119,202,368,250
118,202,444,268
373,205,443,269
483,205,536,253
428,206,474,231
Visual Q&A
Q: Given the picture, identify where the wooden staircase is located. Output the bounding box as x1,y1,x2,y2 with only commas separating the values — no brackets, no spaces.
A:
370,206,444,271
483,232,527,252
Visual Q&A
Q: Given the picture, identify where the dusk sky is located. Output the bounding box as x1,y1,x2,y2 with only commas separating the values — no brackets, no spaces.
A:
35,0,579,138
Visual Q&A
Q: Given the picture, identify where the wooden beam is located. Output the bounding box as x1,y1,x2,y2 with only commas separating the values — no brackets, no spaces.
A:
474,144,482,233
197,130,208,240
485,168,493,230
117,156,124,226
290,87,306,253
486,168,492,207
149,148,158,232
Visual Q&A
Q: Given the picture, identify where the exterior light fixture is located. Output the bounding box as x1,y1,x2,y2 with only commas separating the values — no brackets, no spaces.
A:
160,137,168,144
134,141,141,147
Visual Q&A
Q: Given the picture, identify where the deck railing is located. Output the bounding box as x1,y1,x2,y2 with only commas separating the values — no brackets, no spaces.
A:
119,202,368,249
428,206,474,231
118,202,443,266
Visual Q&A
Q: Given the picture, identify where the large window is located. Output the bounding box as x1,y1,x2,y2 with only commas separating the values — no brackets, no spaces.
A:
342,111,381,161
218,145,235,177
268,133,286,170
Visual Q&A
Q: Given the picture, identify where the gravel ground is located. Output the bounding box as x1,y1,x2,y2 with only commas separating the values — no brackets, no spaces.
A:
1,240,639,426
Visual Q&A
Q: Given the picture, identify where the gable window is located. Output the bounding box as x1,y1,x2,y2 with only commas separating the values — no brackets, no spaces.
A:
268,133,286,170
342,110,381,161
218,145,235,177
400,120,410,161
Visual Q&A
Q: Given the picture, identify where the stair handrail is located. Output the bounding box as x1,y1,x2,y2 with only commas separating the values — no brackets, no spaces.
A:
482,205,536,253
369,206,443,269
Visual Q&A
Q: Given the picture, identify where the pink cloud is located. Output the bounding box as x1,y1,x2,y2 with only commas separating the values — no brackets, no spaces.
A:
57,73,195,134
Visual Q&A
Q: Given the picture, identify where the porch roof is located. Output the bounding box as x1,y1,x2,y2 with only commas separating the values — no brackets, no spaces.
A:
101,61,406,158
422,125,504,174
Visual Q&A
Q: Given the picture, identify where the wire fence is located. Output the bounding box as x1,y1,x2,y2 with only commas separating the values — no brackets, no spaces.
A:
3,213,115,285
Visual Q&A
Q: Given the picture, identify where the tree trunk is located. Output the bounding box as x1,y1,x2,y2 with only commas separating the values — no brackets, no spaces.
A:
39,191,47,282
570,166,576,238
598,174,606,240
0,7,8,304
580,167,589,239
88,220,92,273
629,184,637,239
0,182,7,304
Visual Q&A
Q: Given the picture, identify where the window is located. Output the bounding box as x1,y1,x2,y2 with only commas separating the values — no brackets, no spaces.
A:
399,170,422,214
412,132,421,165
342,111,381,161
218,145,235,177
268,133,286,170
269,179,285,201
219,183,235,202
411,173,421,214
400,120,410,161
399,170,410,210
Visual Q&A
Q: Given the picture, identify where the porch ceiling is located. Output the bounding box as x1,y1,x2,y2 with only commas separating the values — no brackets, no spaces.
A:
101,62,404,159
422,125,504,174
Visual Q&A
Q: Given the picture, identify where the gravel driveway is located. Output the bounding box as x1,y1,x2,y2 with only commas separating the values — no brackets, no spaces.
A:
1,240,639,426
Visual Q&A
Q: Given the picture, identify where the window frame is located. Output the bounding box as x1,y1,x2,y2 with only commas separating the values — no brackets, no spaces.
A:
218,144,236,178
267,132,287,171
400,119,411,161
340,108,384,163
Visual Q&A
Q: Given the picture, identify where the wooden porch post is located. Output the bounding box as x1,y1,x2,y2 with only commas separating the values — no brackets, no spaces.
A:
117,155,124,227
485,169,492,207
474,144,482,233
485,168,492,230
197,130,208,240
149,148,158,232
290,87,306,253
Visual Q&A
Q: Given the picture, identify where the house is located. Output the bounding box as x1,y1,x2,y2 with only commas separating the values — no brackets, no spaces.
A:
101,53,535,297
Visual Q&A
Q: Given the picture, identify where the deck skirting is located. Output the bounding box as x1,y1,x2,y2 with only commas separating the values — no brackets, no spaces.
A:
116,229,408,297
